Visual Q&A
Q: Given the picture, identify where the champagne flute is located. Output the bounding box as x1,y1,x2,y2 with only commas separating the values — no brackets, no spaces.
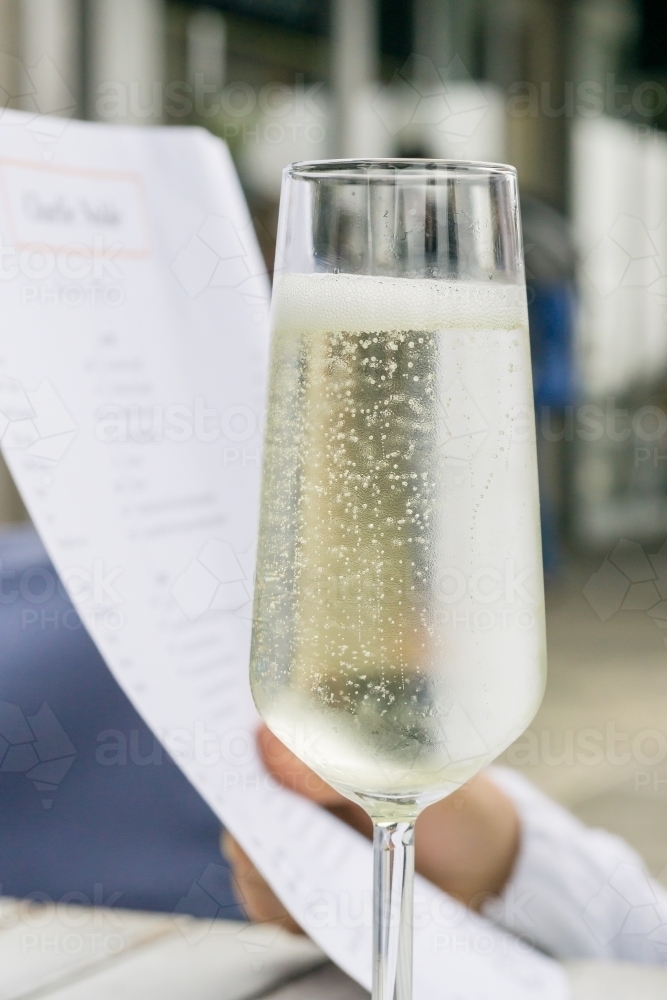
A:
250,160,545,1000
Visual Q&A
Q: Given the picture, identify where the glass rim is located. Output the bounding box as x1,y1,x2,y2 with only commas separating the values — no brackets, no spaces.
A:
285,157,518,181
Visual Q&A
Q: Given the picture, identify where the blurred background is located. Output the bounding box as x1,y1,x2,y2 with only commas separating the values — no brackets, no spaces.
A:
1,0,667,910
2,0,667,557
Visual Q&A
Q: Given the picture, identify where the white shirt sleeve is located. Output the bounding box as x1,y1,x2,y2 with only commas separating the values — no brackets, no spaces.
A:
482,766,667,965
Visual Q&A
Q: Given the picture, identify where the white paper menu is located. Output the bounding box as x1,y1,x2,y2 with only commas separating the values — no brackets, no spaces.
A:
0,110,569,999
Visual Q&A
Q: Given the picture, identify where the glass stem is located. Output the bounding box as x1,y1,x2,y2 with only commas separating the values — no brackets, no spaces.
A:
372,819,415,1000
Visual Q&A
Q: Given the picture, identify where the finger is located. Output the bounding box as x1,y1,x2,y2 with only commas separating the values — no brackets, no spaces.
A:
412,775,520,908
221,831,303,933
221,830,253,876
257,726,373,837
257,725,348,807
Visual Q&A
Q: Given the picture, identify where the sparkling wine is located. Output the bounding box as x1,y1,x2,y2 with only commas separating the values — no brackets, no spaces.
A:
250,272,545,816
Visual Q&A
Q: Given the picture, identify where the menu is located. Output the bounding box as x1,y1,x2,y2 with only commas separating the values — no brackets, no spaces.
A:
0,110,568,999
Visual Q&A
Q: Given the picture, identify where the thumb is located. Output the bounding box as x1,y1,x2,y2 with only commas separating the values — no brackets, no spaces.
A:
257,725,348,807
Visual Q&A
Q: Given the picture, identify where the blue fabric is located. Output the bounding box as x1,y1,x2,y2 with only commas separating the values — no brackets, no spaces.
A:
0,525,242,919
528,281,575,409
527,281,575,576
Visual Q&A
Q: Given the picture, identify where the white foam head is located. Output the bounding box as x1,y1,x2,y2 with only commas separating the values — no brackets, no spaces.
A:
272,272,528,334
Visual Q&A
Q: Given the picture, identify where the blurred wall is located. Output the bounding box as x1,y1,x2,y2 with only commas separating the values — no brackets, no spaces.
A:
1,0,666,549
0,0,80,117
86,0,165,124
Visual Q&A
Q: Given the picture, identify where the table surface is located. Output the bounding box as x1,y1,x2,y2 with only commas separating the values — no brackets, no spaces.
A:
2,898,666,1000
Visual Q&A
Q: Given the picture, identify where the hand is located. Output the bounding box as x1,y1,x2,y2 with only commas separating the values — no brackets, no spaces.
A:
222,725,520,930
